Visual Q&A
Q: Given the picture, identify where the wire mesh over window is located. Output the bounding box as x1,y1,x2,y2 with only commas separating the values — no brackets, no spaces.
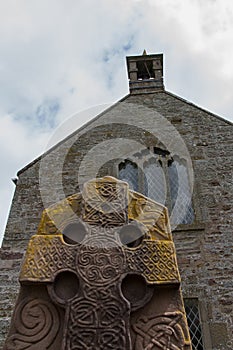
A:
118,148,194,226
168,161,194,225
184,299,204,350
144,161,166,205
119,160,139,192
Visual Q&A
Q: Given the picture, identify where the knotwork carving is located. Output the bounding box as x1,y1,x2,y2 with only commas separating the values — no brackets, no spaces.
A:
5,176,191,350
64,231,131,348
64,284,131,349
67,294,128,328
82,177,128,227
128,191,171,241
37,194,84,235
65,324,127,350
126,240,180,284
4,298,59,350
133,312,191,350
20,235,76,282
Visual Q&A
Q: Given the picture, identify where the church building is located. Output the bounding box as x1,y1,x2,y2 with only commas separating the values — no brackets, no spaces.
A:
0,51,232,349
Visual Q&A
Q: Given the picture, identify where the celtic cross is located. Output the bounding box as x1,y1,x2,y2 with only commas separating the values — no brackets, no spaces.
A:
4,177,192,350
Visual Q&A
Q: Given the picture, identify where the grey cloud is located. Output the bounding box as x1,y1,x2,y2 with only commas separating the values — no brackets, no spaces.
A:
1,0,233,244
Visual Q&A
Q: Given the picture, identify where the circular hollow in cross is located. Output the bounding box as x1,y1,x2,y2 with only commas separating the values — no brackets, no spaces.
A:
54,271,79,301
118,223,144,248
121,274,152,310
63,221,87,244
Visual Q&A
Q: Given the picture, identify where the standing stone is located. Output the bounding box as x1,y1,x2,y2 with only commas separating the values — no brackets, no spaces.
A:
4,177,191,350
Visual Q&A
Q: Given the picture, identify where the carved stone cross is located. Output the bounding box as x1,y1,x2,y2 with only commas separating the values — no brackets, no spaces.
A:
4,177,192,350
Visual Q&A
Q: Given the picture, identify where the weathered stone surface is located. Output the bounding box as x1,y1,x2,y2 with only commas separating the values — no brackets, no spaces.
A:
210,323,228,348
4,177,191,349
0,53,232,348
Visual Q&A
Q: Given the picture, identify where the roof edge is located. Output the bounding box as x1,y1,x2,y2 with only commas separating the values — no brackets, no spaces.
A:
17,89,232,176
164,90,233,126
17,94,130,176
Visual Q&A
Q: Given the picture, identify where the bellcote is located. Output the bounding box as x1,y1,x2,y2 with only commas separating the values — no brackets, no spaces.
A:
126,51,164,94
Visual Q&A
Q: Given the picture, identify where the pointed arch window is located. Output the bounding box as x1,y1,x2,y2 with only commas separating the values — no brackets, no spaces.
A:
118,160,139,192
118,147,194,225
168,160,194,225
143,158,166,205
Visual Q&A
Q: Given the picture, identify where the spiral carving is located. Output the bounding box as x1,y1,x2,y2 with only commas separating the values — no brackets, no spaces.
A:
5,298,59,349
76,235,125,286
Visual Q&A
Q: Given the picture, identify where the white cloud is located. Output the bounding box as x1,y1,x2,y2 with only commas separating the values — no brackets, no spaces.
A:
0,114,51,244
0,0,233,244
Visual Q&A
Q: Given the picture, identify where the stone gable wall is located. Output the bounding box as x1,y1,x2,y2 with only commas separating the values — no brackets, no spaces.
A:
0,92,232,349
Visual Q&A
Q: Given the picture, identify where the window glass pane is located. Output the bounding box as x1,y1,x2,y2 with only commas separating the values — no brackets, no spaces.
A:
119,160,139,192
144,162,166,205
167,161,179,208
168,161,194,225
118,150,195,226
184,299,204,350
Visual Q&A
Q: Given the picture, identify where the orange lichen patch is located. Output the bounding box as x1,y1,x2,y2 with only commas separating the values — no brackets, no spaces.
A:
128,191,172,241
31,176,178,286
20,235,180,285
5,176,191,350
126,240,180,284
37,177,172,243
19,235,74,282
37,194,83,235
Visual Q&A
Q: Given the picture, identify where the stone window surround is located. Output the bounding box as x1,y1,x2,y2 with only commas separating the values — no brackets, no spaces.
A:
184,297,213,350
113,146,202,228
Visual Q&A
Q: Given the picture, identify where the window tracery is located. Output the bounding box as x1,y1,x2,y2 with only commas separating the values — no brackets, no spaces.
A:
118,146,194,225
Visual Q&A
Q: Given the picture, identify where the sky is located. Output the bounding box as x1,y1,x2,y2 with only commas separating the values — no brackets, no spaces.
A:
0,0,233,245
